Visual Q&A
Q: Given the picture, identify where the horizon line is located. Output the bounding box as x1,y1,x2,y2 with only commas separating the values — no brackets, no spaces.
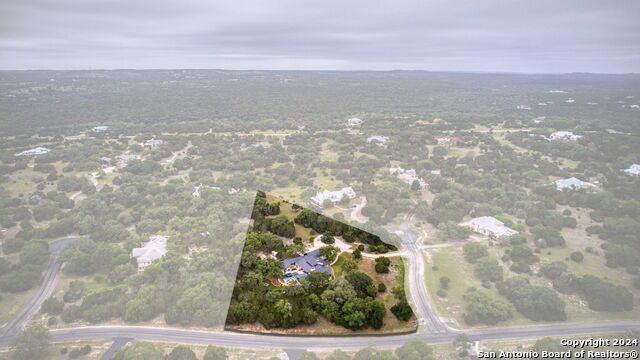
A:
0,68,638,76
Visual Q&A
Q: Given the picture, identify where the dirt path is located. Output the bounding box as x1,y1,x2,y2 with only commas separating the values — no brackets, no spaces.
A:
350,196,369,223
310,235,406,258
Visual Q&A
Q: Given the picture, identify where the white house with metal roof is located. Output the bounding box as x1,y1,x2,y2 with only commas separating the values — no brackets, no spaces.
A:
622,164,640,176
310,187,356,207
16,147,50,156
549,131,582,141
467,216,518,237
132,235,168,271
555,177,595,190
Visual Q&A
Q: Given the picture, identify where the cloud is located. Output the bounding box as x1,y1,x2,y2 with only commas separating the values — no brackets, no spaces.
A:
1,0,639,72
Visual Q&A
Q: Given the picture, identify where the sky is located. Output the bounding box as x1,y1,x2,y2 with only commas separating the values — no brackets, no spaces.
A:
1,0,639,73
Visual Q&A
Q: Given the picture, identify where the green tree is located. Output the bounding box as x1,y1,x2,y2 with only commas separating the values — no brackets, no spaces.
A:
41,297,64,315
203,345,227,360
112,341,163,360
395,339,434,360
299,351,320,360
463,242,488,263
327,349,352,360
11,325,50,360
474,257,503,282
167,345,197,360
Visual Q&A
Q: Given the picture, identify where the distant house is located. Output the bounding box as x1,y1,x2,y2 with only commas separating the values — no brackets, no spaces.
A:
565,99,575,103
622,164,640,176
132,235,168,271
533,116,546,124
115,154,141,168
389,167,428,189
192,183,221,197
92,126,109,132
436,136,461,147
516,105,531,110
282,249,332,280
366,135,389,144
467,216,518,237
310,187,356,206
252,142,272,149
555,177,595,190
16,147,50,156
142,139,163,148
549,131,582,141
347,118,363,126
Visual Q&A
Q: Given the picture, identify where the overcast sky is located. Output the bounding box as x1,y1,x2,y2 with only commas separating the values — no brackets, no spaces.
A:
1,0,639,73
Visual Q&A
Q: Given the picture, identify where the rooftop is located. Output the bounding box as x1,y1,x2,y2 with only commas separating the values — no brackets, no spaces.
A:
281,249,332,279
555,177,594,190
310,187,356,206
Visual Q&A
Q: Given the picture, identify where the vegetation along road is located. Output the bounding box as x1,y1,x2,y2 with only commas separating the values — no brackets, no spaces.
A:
1,228,638,350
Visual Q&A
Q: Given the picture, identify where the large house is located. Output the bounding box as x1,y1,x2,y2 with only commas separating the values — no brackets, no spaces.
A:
16,147,50,156
132,235,168,271
142,139,164,148
622,164,640,176
366,135,389,144
389,167,428,189
436,136,461,147
467,216,518,237
310,187,356,206
555,177,595,190
549,131,582,141
347,118,363,126
282,249,332,281
92,126,109,132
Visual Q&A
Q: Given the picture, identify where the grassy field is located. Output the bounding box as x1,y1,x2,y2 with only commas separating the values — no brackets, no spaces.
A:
426,243,640,330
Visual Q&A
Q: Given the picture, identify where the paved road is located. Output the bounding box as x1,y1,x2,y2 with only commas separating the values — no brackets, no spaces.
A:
10,321,633,350
388,212,449,334
0,237,73,339
1,231,638,352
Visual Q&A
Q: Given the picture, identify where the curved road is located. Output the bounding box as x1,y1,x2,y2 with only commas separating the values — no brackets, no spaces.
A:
0,237,73,339
1,231,638,350
388,212,449,334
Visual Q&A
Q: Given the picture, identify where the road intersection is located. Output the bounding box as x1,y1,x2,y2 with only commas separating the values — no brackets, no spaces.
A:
1,222,638,351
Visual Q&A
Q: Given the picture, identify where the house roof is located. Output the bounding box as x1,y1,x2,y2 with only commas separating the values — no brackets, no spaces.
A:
366,135,389,143
470,216,518,237
281,249,332,279
555,177,594,189
622,164,640,176
310,187,355,204
132,235,168,264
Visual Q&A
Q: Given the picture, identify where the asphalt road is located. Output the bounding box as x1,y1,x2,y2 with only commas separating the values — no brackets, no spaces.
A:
1,230,638,352
26,321,638,350
388,212,448,334
0,237,73,339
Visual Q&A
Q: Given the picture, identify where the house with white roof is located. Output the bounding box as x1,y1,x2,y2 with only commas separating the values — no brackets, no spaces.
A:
142,139,164,148
366,135,389,144
310,187,356,207
622,164,640,176
467,216,518,238
16,147,50,156
549,131,582,141
132,235,168,271
555,177,595,190
347,118,363,126
92,126,109,132
252,142,272,149
389,167,428,189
